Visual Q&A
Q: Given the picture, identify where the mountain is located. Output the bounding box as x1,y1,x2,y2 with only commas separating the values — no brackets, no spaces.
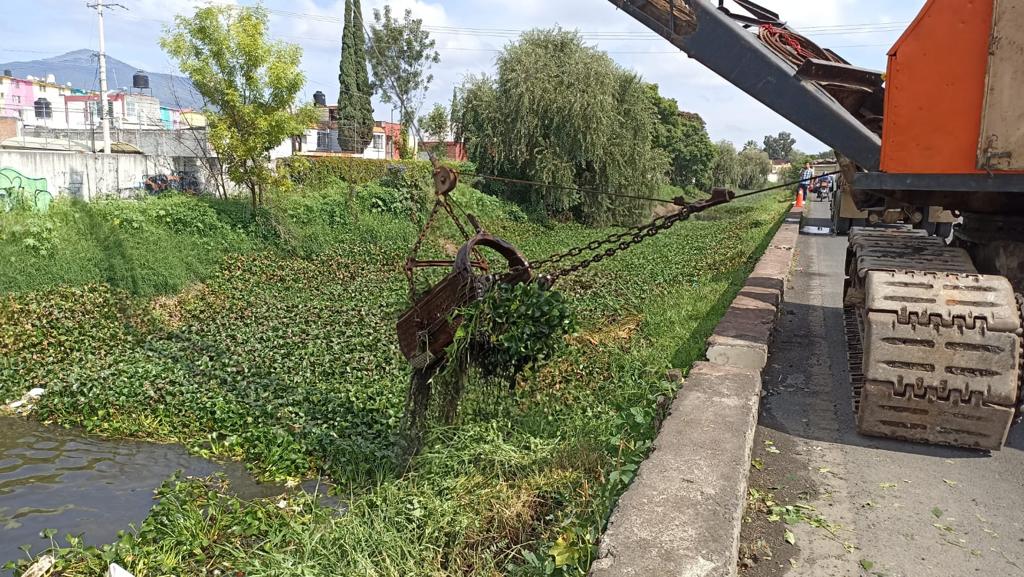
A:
0,49,202,110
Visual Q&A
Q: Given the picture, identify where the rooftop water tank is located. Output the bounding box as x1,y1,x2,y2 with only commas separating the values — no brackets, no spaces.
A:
133,70,150,90
313,90,326,107
46,73,56,84
3,69,11,77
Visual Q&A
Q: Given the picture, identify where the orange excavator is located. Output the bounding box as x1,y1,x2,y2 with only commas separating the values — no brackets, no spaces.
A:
606,0,1024,450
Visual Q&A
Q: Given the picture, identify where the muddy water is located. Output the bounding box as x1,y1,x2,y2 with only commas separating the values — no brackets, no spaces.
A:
0,416,286,569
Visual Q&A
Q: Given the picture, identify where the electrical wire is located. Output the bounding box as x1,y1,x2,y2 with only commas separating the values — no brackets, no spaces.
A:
731,170,841,200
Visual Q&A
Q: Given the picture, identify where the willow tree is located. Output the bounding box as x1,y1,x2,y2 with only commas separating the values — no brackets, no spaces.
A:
337,0,374,152
459,29,668,225
162,6,316,209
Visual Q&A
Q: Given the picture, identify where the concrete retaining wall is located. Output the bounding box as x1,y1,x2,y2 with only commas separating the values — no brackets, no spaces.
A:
591,207,802,577
0,150,222,201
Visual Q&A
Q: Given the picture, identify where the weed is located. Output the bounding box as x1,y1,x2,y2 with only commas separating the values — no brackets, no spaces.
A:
1,184,790,575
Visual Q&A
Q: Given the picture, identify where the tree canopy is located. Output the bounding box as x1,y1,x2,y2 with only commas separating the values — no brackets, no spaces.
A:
458,29,669,225
736,146,772,189
366,6,439,129
419,103,449,142
710,140,771,190
645,84,716,191
711,140,739,188
161,5,316,208
763,131,796,161
337,0,375,153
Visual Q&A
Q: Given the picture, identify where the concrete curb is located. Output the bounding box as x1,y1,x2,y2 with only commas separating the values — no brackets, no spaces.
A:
590,207,802,577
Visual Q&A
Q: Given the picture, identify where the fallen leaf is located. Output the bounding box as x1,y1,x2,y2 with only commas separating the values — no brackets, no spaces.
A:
752,458,765,471
879,482,897,489
943,479,958,487
766,446,781,454
931,507,944,519
818,467,831,474
784,529,796,545
860,559,875,571
933,523,954,533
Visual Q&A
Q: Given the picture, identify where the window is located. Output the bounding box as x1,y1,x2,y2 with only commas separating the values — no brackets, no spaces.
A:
93,100,114,119
372,134,384,150
12,95,20,104
127,101,137,120
34,98,52,119
316,131,330,151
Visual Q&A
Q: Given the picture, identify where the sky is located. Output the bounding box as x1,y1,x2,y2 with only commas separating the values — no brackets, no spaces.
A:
1,0,928,152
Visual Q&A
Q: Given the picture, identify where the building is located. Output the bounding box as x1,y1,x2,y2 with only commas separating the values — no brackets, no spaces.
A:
302,92,402,159
417,140,468,162
62,91,165,131
767,159,792,183
1,71,201,135
0,73,73,128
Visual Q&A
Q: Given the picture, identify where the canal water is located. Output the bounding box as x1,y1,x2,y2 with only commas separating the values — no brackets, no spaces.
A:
0,416,289,570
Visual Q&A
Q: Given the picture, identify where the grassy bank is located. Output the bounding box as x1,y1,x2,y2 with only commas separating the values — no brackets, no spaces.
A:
1,181,789,576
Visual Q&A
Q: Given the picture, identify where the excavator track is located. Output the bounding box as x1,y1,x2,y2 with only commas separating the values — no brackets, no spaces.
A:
844,227,1022,450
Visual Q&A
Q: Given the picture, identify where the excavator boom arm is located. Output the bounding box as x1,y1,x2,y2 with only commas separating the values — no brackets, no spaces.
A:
608,0,882,170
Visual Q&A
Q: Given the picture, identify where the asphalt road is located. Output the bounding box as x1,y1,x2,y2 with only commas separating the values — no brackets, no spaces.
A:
745,233,1024,577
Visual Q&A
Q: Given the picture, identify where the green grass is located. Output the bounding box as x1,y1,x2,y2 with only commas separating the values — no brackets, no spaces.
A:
1,184,790,576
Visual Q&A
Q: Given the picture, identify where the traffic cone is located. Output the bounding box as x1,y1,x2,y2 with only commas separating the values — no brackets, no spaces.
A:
795,190,805,208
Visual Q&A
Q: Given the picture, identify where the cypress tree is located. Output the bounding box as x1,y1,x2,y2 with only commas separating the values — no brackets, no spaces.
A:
337,0,374,152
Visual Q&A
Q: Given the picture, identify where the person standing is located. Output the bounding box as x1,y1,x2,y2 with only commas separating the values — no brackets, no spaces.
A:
798,162,814,200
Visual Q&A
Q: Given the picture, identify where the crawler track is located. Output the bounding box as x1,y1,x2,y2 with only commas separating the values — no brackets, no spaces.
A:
844,227,1022,450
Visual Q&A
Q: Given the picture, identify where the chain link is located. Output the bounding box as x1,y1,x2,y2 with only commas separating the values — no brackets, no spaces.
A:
525,206,692,283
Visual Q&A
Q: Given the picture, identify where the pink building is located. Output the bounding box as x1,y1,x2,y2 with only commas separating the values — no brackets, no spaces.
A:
0,76,37,120
0,73,74,128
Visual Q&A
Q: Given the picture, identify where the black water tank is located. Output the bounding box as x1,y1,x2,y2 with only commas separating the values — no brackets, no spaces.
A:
313,90,326,107
133,70,150,90
3,69,11,77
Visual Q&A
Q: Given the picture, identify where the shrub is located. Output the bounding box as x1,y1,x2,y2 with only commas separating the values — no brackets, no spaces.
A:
278,156,475,189
357,182,414,216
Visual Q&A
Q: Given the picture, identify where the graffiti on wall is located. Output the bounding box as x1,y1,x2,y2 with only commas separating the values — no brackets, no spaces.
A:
0,168,52,213
143,172,201,195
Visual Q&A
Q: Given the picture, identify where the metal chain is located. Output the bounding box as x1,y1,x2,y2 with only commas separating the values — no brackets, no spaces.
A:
528,206,692,283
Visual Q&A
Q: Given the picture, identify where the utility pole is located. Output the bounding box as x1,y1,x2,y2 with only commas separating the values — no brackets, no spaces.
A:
88,1,126,154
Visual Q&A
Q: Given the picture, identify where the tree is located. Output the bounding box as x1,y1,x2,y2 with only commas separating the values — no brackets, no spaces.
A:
645,83,716,190
337,0,375,153
458,30,668,225
736,146,772,189
783,151,810,183
711,140,739,188
366,6,440,130
743,139,761,151
763,131,796,161
419,103,449,141
419,103,450,156
162,6,316,209
449,88,464,143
